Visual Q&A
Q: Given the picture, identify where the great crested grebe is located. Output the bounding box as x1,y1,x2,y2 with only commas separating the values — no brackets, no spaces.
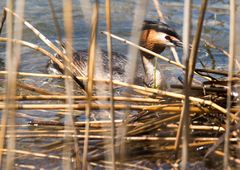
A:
47,20,183,89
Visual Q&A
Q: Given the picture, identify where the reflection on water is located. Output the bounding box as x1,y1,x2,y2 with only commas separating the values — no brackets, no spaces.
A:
0,0,232,169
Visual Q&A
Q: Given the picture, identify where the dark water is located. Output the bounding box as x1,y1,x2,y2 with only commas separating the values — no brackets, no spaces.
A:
0,0,233,169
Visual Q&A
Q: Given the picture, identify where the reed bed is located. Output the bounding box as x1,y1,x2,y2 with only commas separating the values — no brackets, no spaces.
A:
0,0,239,169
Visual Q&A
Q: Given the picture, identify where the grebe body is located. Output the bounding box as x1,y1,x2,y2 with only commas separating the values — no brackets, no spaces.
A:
47,20,182,89
47,49,144,84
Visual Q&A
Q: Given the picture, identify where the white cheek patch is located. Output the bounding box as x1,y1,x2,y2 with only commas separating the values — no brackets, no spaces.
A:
156,32,168,42
156,32,174,46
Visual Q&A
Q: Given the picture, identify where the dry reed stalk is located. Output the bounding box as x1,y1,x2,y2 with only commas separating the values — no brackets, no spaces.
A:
0,125,29,128
17,81,60,95
48,0,62,43
3,133,237,143
128,114,180,135
100,160,152,170
14,164,36,169
29,119,124,128
224,1,236,169
125,1,148,85
1,69,228,114
182,2,208,168
101,31,211,81
0,37,85,90
6,129,109,134
167,124,225,132
0,148,73,161
0,70,214,103
152,0,164,20
0,70,72,79
105,1,116,168
203,40,240,70
83,1,99,169
118,1,149,164
102,31,184,69
62,0,81,168
2,8,78,73
0,95,162,103
3,78,240,121
0,9,7,34
187,0,208,85
179,0,192,163
111,81,238,120
1,72,237,119
195,68,230,76
0,103,215,113
0,37,67,76
152,0,181,64
0,0,14,167
2,8,85,89
1,75,238,120
2,1,25,168
155,141,215,151
174,0,192,160
215,150,240,165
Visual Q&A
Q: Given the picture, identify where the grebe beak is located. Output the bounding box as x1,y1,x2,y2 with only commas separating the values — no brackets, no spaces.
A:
172,40,183,48
164,35,183,48
171,39,192,49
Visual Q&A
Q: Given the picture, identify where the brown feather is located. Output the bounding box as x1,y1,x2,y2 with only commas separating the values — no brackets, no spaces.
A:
140,29,166,58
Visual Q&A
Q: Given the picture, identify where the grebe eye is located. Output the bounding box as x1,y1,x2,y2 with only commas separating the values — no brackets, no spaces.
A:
165,35,171,40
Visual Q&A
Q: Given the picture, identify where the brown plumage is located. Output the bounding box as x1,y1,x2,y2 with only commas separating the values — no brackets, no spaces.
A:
140,29,166,58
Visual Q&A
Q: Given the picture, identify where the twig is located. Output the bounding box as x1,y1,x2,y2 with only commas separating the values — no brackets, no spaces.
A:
182,2,208,168
62,0,81,168
0,148,73,161
152,0,181,64
83,1,99,169
105,1,116,168
1,1,15,168
224,1,236,169
119,1,149,165
0,94,162,103
0,103,219,114
174,0,192,160
0,9,6,34
101,31,211,81
203,39,240,70
0,36,85,89
215,150,240,165
47,0,62,43
3,8,86,89
1,71,237,121
17,81,60,95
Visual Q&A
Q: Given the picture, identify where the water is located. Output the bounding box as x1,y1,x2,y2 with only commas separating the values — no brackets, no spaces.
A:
0,1,230,72
0,0,232,169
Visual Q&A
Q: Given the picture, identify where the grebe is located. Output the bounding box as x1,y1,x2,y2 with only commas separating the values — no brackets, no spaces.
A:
47,20,183,89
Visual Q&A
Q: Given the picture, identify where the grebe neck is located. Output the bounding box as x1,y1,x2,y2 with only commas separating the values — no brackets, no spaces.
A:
141,54,165,89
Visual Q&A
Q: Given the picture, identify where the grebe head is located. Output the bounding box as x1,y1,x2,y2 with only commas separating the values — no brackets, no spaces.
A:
140,20,183,89
140,20,182,55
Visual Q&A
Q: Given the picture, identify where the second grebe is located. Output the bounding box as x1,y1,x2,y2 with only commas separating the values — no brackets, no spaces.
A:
47,20,183,89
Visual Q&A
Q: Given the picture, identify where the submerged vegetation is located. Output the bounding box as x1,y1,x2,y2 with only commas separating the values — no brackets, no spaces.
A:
0,0,239,169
